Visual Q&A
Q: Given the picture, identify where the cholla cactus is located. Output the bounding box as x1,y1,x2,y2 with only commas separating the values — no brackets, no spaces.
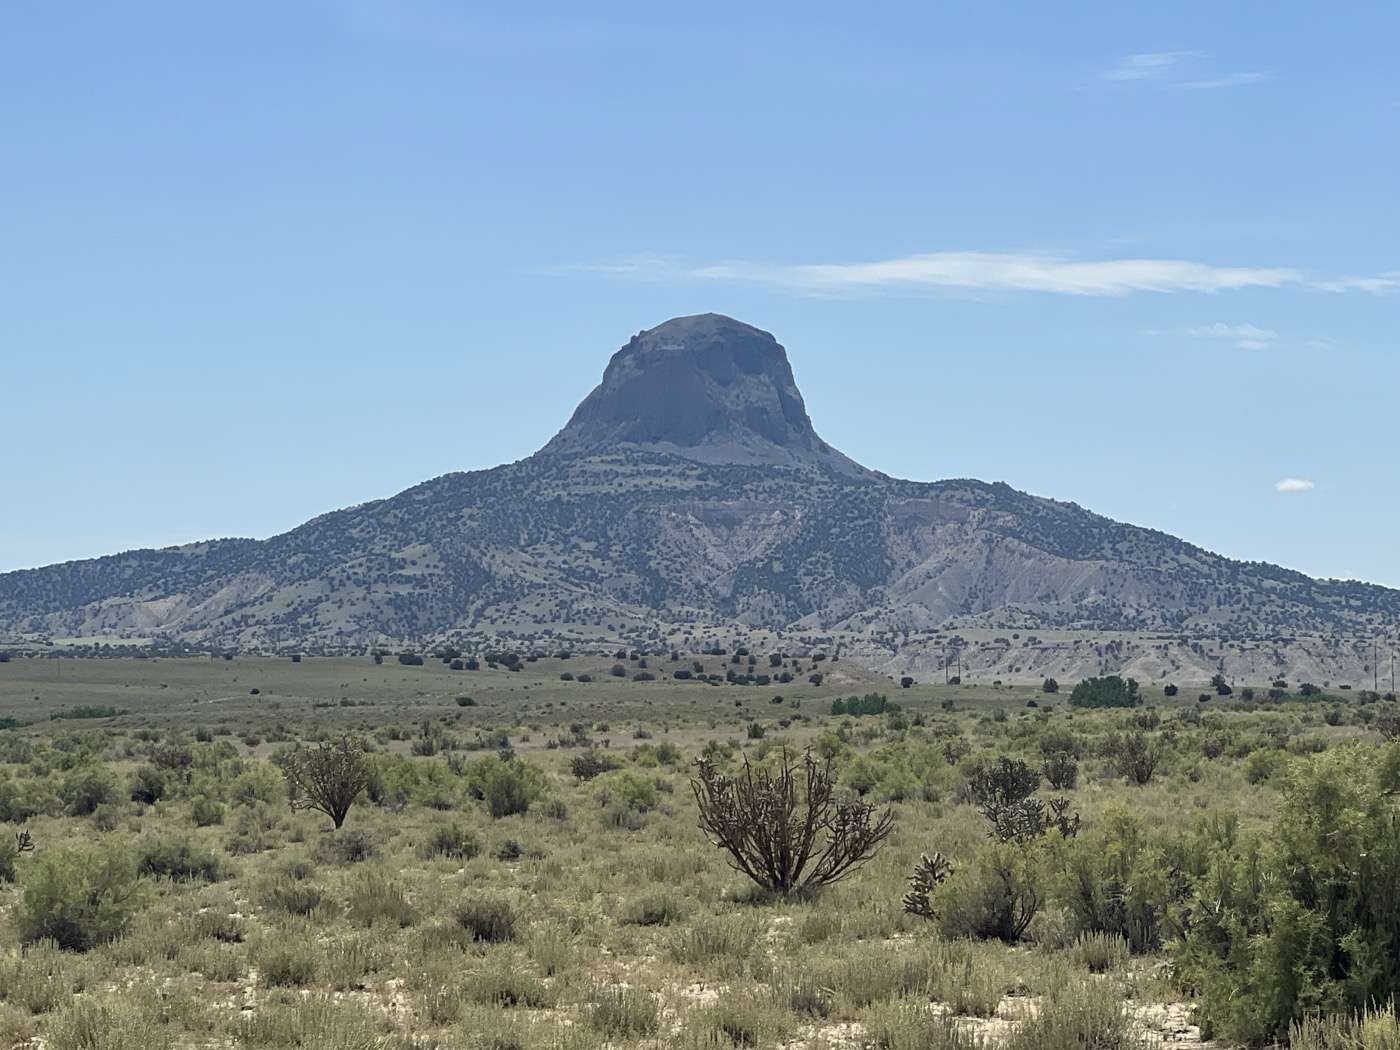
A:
691,747,894,893
14,829,33,855
1048,797,1081,838
902,851,953,919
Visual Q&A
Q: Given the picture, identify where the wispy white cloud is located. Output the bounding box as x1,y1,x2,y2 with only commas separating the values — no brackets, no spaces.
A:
1102,51,1270,90
1181,71,1271,90
583,252,1299,298
1275,478,1315,493
1102,51,1201,82
1313,272,1400,294
1184,322,1280,350
576,251,1398,301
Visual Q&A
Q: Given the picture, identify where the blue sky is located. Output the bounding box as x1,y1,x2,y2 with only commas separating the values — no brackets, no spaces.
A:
3,2,1397,583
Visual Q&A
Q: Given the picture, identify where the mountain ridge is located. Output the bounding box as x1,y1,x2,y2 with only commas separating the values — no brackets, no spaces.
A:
3,314,1398,650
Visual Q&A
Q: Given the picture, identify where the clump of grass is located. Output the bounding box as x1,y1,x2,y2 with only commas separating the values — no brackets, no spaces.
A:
236,995,386,1048
182,940,245,982
926,941,1008,1018
259,945,318,987
1004,980,1143,1050
818,942,929,1010
687,991,790,1048
668,913,761,969
1290,1006,1400,1050
43,997,176,1050
771,967,834,1019
1069,931,1130,974
344,869,416,928
261,876,324,916
620,890,687,926
862,998,981,1050
0,942,76,1015
188,907,245,944
320,932,386,991
467,965,551,1008
585,984,660,1037
795,909,842,944
454,897,518,943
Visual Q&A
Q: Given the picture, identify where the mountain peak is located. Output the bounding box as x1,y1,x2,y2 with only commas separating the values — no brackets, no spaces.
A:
539,314,870,475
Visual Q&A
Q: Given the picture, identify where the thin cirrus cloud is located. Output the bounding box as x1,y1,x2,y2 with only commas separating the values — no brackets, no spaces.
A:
1184,322,1279,350
584,252,1300,298
577,251,1399,300
1102,51,1201,81
1275,478,1316,493
1313,272,1400,294
1101,51,1270,90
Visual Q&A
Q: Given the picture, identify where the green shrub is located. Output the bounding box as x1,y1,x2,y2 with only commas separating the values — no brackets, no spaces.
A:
1243,747,1288,784
936,840,1043,943
59,764,119,817
135,837,225,883
417,823,480,861
0,776,60,823
1174,746,1400,1044
570,750,621,781
831,693,896,716
191,796,225,826
464,756,544,818
594,769,659,819
17,845,142,951
128,765,168,805
1069,675,1139,709
316,828,376,865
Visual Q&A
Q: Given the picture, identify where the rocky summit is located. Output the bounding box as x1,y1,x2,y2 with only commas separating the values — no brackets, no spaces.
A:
540,314,870,476
3,314,1399,652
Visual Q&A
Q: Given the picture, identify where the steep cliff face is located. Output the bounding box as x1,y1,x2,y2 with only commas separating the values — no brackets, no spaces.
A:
3,314,1399,648
540,314,871,476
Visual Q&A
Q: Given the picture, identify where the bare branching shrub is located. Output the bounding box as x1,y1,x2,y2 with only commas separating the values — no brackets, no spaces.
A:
1043,750,1079,790
281,736,371,829
691,747,894,893
1109,731,1161,786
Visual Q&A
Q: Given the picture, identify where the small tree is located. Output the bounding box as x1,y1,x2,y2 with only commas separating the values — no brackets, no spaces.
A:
1069,675,1139,709
1042,677,1059,694
691,748,893,893
282,737,371,829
